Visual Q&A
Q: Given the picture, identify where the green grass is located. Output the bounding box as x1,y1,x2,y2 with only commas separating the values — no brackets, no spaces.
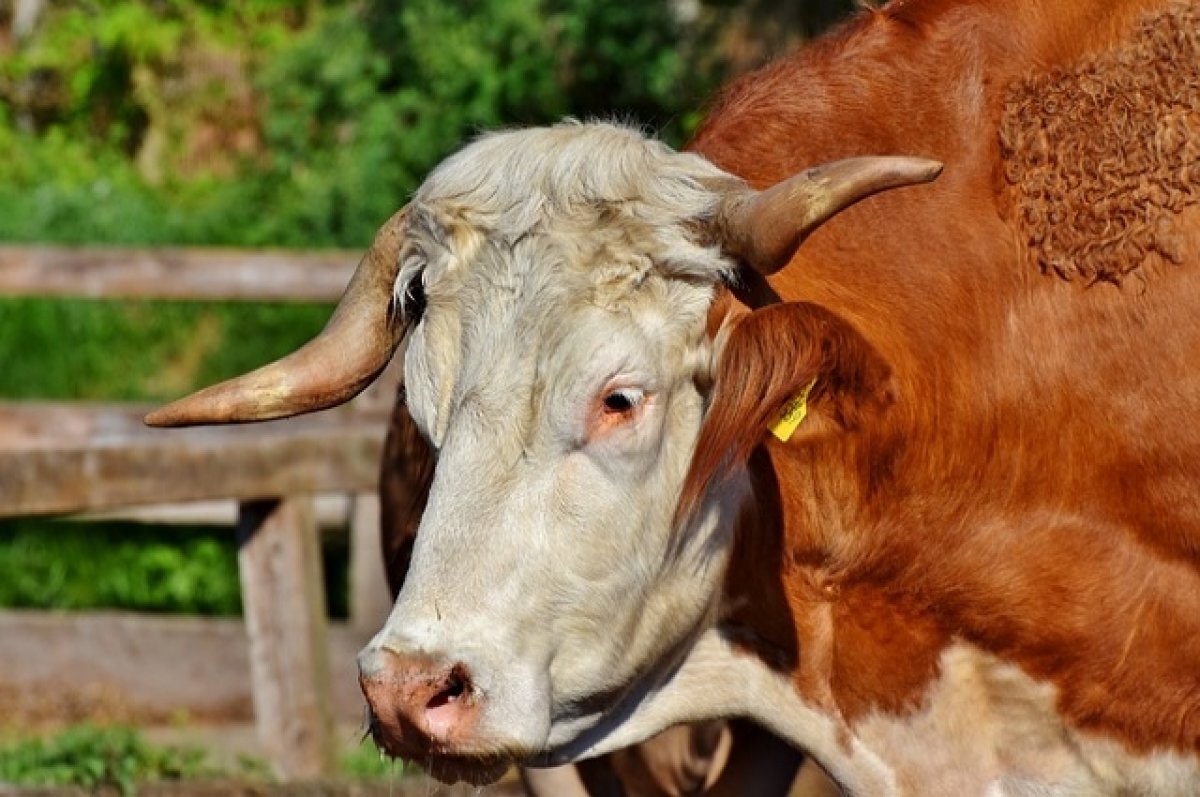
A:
339,738,409,780
0,520,242,616
0,725,213,795
0,519,352,618
0,726,410,792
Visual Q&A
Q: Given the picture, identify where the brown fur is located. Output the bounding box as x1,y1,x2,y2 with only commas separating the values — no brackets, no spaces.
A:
999,1,1200,284
378,389,436,599
689,0,1200,757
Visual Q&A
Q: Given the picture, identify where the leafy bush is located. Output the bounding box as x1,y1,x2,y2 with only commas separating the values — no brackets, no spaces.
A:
0,0,730,248
0,520,242,615
0,518,354,618
0,725,212,795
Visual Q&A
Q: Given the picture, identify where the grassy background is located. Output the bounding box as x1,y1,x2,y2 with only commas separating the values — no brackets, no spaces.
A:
0,726,215,794
0,725,400,789
0,518,353,618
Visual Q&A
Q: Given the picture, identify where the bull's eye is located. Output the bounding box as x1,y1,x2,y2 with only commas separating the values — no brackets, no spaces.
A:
401,274,426,324
588,384,649,443
602,388,644,415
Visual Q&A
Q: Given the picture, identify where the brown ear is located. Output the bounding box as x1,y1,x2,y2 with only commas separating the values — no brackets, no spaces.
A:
677,302,893,521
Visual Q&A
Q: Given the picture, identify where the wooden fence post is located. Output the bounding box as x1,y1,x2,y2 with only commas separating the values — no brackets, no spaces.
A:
237,496,335,780
349,493,392,635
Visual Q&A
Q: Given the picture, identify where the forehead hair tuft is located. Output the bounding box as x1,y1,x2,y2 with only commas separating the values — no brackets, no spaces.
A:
398,121,738,291
423,121,726,226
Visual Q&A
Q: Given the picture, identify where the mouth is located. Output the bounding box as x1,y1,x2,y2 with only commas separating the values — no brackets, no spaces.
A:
365,709,529,786
407,753,512,786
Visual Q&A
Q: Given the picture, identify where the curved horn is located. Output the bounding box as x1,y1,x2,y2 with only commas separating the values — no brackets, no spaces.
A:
145,207,411,427
718,156,943,275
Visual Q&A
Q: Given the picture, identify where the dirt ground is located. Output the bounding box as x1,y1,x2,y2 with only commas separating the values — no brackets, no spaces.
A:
0,781,522,797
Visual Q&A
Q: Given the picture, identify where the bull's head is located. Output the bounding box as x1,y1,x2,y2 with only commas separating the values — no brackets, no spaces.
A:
147,122,938,784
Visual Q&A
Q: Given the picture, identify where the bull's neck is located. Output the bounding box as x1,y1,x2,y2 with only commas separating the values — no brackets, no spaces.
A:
719,439,880,717
721,411,1200,756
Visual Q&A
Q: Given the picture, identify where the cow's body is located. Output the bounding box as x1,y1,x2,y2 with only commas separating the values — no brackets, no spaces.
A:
151,0,1200,794
673,0,1200,790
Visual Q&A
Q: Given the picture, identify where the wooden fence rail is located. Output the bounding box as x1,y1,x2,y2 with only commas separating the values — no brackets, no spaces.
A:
0,404,384,516
0,610,371,726
0,244,396,780
0,245,359,301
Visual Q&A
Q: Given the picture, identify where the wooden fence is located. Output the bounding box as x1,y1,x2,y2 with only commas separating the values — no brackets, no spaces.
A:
0,245,400,780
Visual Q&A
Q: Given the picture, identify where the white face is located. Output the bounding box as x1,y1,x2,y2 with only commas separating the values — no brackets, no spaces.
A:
357,123,744,781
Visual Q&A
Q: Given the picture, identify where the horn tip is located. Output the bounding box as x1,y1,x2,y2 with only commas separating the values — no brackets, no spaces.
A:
144,388,238,427
143,402,200,428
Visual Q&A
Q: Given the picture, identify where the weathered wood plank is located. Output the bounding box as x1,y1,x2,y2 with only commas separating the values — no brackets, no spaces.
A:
349,493,392,634
0,245,358,301
75,494,353,528
0,403,385,517
0,610,374,724
237,497,335,780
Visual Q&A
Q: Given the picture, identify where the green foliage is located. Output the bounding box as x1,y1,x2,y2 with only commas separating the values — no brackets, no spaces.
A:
0,0,731,248
0,726,401,789
0,725,212,795
339,738,409,780
0,520,242,615
0,298,330,401
550,0,713,136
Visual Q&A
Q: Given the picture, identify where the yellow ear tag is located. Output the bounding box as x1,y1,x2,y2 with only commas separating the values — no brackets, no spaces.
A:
768,379,817,442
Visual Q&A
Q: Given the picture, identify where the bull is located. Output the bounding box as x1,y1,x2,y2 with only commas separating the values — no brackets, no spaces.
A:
149,0,1200,793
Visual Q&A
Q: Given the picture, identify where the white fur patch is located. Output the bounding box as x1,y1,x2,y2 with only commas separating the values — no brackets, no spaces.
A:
851,643,1200,796
393,121,739,446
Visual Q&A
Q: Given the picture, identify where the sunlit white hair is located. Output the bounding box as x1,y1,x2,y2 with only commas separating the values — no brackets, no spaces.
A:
394,120,739,317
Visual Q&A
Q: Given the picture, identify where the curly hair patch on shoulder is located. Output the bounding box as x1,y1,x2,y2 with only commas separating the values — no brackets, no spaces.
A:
999,1,1200,285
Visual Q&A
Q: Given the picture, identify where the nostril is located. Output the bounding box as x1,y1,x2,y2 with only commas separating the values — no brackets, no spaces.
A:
426,663,472,710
